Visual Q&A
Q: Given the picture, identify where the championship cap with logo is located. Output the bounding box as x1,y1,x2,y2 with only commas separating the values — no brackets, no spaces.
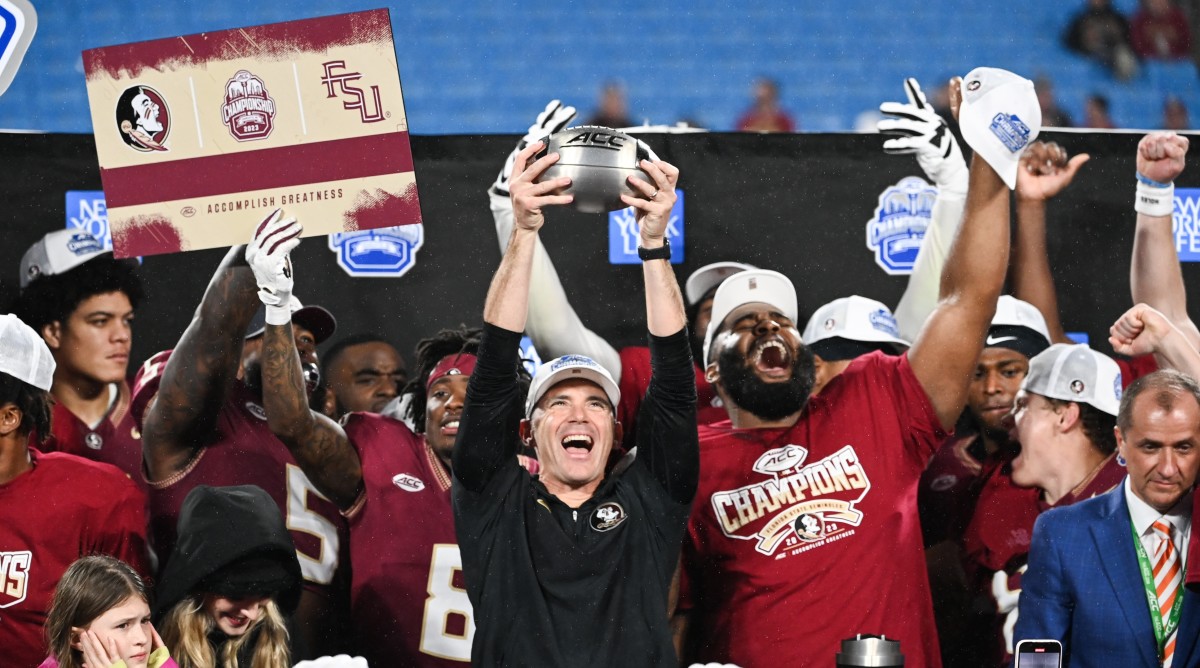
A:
1022,343,1122,416
526,354,621,418
801,296,909,360
958,67,1041,190
245,295,337,344
19,229,114,289
986,295,1052,358
0,313,56,391
685,261,757,306
703,269,798,365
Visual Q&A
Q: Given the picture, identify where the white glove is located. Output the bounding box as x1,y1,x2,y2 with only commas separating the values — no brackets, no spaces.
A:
245,208,302,325
491,99,577,196
878,78,968,198
292,655,369,668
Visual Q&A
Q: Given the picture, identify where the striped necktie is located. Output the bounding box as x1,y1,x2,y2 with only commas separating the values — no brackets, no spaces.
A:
1152,519,1182,667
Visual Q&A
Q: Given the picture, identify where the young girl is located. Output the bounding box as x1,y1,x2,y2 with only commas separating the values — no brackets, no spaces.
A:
41,555,178,668
154,485,300,668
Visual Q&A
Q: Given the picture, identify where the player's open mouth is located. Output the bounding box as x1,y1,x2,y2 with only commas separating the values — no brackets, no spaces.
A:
441,419,460,436
562,434,593,456
753,340,792,378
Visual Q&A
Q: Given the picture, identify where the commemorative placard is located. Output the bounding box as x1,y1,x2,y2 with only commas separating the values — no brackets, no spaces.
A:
83,9,421,258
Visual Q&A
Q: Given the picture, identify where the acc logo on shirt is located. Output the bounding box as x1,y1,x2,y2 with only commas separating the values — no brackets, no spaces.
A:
392,473,425,492
328,225,424,278
0,550,32,608
865,176,936,275
590,502,627,532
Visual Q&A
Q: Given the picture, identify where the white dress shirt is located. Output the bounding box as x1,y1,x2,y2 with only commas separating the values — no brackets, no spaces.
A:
1125,476,1192,572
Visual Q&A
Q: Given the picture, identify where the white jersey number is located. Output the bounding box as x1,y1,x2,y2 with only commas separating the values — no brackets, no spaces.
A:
286,464,340,584
420,544,475,661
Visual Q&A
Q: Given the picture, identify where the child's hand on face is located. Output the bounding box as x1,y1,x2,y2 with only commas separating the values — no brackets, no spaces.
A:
79,628,121,668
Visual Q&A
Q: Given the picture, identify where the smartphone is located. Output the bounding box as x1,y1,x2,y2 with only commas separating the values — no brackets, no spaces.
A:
1015,639,1063,668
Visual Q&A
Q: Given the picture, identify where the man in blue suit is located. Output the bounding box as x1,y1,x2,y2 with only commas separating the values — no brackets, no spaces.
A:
1017,369,1200,667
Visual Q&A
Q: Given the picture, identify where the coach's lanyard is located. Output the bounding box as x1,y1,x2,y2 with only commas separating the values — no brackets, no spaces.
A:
1131,520,1184,661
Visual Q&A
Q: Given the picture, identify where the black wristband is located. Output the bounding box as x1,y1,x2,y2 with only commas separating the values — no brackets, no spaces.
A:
637,239,671,261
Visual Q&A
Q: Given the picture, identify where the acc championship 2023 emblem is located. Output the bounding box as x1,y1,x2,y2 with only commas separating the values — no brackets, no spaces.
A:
115,85,170,152
865,176,936,275
222,70,276,141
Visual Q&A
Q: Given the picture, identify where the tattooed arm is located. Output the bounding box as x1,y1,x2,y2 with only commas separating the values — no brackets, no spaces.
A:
262,321,363,511
141,245,261,481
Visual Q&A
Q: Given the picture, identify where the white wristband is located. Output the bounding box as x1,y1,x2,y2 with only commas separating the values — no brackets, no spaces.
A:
264,303,292,326
1135,180,1174,218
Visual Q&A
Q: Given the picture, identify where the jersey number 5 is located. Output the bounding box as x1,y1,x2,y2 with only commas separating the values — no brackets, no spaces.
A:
286,464,340,584
421,544,475,661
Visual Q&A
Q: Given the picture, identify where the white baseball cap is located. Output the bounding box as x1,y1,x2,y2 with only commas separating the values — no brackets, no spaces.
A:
702,269,798,365
19,230,112,289
801,296,909,353
1022,343,1122,416
986,295,1052,357
525,354,621,418
685,261,757,306
0,314,56,391
958,67,1041,190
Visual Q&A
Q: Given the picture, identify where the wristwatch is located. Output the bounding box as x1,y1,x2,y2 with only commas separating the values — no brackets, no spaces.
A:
637,239,671,261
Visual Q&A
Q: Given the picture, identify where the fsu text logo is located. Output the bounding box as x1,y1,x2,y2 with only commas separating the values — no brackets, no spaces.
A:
115,85,170,152
320,60,385,123
0,550,31,608
222,70,276,141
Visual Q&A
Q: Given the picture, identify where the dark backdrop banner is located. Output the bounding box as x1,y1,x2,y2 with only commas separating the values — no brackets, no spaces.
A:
2,130,1197,369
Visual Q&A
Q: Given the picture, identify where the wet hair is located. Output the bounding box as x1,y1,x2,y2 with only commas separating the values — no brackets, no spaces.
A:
46,556,148,668
1117,369,1200,435
0,373,51,445
1044,397,1118,456
403,326,531,434
10,257,143,333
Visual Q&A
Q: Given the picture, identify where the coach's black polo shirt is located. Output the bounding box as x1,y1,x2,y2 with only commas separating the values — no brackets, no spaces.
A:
453,323,698,668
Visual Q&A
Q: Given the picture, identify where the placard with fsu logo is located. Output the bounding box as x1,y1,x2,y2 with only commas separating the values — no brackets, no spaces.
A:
82,9,421,258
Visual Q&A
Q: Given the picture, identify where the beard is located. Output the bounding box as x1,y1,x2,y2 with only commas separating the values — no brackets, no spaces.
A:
717,342,816,421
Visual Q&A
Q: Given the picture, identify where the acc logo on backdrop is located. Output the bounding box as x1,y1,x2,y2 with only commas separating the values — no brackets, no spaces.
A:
608,189,684,264
115,85,171,152
0,0,36,98
1173,189,1200,262
519,336,543,377
328,224,424,277
865,176,937,275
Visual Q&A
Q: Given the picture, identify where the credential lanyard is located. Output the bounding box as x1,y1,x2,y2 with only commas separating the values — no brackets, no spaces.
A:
1131,520,1185,662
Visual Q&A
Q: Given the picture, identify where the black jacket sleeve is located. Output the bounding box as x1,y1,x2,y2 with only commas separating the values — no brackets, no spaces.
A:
452,322,524,493
635,326,699,505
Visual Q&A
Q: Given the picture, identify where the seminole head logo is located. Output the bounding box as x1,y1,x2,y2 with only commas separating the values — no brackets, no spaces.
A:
222,70,276,141
115,85,170,152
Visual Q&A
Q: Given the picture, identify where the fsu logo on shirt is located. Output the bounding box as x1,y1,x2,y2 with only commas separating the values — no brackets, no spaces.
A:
709,445,872,556
0,551,32,608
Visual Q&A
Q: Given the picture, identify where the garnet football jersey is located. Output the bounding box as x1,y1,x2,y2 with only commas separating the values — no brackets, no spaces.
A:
144,380,346,593
342,412,472,666
0,449,148,668
681,351,945,668
46,381,145,490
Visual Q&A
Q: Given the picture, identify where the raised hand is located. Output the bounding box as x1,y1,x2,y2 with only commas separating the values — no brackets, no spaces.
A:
245,208,301,312
1015,141,1089,201
620,159,680,242
493,100,578,196
508,141,573,233
1137,132,1189,184
878,78,967,191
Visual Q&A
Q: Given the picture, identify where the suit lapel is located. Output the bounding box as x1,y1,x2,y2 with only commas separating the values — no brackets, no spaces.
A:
1090,489,1158,667
1173,590,1200,668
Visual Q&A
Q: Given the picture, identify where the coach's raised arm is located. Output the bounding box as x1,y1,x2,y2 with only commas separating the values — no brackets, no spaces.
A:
452,139,698,667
